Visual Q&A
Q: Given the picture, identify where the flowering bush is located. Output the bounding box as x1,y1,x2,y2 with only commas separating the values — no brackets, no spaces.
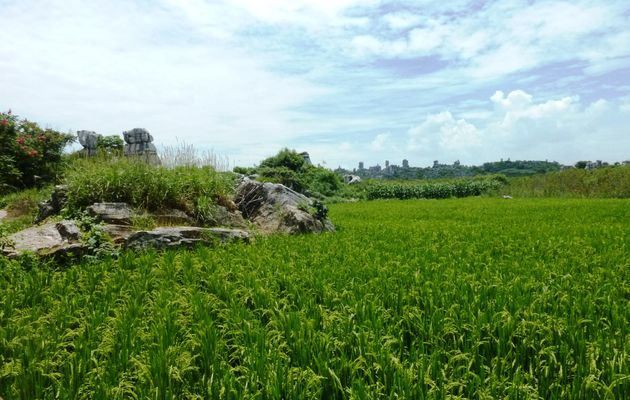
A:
0,110,75,193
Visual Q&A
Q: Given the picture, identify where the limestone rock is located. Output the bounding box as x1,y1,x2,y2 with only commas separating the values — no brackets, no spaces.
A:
125,227,250,250
122,128,159,164
87,202,133,225
153,208,195,225
101,224,135,244
77,130,101,156
2,220,85,259
234,179,335,234
36,185,69,222
0,209,7,221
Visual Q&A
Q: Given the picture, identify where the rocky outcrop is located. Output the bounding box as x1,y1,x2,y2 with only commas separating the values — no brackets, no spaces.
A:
125,227,249,250
123,128,159,164
1,220,86,259
0,209,7,221
234,179,334,234
36,185,69,222
77,130,101,156
87,202,133,225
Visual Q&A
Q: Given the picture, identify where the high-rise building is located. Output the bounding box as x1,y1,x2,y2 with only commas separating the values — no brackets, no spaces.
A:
358,161,364,170
402,159,409,168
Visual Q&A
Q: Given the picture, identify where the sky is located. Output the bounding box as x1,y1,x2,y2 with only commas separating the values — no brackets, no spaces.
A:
1,0,629,169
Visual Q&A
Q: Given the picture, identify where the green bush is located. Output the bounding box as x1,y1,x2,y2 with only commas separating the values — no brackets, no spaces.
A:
0,110,75,193
365,177,503,200
237,148,343,198
63,157,235,214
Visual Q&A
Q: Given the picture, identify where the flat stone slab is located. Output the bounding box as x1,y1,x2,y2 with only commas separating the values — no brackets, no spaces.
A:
0,210,7,221
87,202,132,225
125,226,250,250
2,220,84,258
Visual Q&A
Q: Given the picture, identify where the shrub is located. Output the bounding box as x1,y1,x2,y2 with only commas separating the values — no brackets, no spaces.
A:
63,157,235,215
0,110,75,193
237,148,343,198
365,177,503,200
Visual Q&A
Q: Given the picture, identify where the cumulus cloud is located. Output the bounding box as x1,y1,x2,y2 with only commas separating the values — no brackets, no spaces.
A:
408,112,480,153
407,90,630,164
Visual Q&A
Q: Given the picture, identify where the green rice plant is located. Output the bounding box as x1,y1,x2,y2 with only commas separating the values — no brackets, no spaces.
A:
0,198,628,399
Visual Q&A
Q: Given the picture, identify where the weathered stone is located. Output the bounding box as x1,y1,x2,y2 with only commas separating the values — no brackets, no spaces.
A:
77,130,101,156
2,220,84,259
87,203,133,225
122,128,159,164
36,185,69,222
199,206,247,228
125,227,249,250
101,224,135,244
56,220,82,241
153,208,195,225
234,179,335,234
0,209,7,221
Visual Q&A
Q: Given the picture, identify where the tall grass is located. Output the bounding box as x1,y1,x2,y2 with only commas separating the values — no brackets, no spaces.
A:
63,157,235,213
159,142,231,172
1,198,628,399
505,166,630,198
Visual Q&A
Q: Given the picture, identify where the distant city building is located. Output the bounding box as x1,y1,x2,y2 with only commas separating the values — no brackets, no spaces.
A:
358,161,364,170
385,160,389,168
402,159,409,168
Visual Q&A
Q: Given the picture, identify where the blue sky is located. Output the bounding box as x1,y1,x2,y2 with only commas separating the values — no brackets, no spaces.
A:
1,0,629,168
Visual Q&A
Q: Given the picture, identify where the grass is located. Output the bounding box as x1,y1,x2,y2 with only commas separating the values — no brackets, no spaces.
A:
1,198,628,399
0,187,51,236
63,157,235,215
504,166,630,198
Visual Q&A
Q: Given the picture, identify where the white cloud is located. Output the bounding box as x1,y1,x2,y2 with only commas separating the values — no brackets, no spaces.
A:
408,111,480,153
407,90,630,165
370,133,390,151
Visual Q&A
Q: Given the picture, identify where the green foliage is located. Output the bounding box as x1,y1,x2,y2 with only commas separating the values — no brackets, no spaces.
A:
506,165,630,198
96,135,124,156
365,177,503,200
259,148,306,172
63,157,235,215
1,198,628,398
0,110,75,193
238,148,343,198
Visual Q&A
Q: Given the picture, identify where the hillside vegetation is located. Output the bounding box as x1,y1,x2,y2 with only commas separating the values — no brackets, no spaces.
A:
1,198,628,399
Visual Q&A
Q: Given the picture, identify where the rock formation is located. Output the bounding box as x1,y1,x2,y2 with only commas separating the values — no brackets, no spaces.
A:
235,178,334,234
1,220,86,260
77,130,101,156
123,128,159,164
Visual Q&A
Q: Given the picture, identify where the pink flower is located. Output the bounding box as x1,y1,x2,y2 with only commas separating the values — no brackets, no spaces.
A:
0,119,7,127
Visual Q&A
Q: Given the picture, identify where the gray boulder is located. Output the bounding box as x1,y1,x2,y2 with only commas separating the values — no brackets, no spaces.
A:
0,209,7,221
125,227,249,250
87,202,133,225
2,220,85,259
77,130,101,156
234,179,334,234
122,128,159,164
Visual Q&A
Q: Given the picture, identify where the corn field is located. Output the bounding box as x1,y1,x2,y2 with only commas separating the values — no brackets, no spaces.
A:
1,198,628,399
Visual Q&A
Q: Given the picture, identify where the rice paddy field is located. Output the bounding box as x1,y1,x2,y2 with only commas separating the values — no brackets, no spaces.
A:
1,198,628,399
